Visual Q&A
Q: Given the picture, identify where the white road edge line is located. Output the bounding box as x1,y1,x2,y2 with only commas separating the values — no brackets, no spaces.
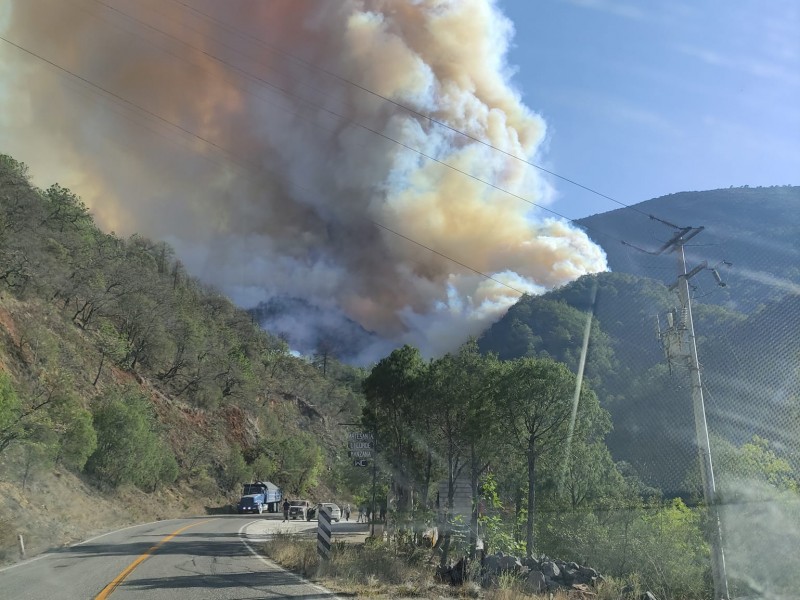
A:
0,517,194,574
238,520,344,600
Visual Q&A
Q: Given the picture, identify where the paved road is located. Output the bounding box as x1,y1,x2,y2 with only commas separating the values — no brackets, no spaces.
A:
0,515,346,600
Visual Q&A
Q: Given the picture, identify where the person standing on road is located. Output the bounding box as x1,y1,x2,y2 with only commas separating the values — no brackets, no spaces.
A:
282,499,290,522
344,503,351,521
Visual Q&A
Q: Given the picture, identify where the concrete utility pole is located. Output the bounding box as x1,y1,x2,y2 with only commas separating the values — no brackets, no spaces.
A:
624,218,730,600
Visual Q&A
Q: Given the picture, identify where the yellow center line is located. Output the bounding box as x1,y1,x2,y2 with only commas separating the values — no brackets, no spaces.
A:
94,519,210,600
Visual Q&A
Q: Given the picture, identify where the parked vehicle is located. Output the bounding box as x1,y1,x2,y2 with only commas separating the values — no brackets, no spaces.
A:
307,502,341,522
288,500,312,520
237,481,282,514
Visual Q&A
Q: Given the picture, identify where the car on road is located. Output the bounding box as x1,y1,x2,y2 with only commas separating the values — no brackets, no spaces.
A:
307,502,341,522
288,500,312,520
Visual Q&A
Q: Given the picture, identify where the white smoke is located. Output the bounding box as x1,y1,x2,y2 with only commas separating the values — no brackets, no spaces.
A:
0,0,607,358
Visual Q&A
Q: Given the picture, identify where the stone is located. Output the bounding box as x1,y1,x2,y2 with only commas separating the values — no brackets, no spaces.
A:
641,593,658,600
571,583,596,599
498,554,521,571
483,554,501,575
521,556,540,570
527,570,546,593
562,567,578,585
541,561,561,579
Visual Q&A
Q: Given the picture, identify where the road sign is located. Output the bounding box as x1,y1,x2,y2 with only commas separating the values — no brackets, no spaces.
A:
348,449,372,458
346,431,375,461
348,431,375,442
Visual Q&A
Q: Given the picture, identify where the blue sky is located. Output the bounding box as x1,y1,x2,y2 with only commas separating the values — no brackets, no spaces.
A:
499,0,800,219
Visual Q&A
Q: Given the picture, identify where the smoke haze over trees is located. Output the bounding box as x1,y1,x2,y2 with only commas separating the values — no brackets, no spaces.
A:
0,0,607,360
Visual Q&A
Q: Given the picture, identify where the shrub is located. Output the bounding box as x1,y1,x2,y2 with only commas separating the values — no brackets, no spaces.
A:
84,388,178,490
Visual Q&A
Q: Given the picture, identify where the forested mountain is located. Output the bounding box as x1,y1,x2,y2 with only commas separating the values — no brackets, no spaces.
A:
248,296,378,361
480,187,800,494
576,186,800,312
0,154,365,559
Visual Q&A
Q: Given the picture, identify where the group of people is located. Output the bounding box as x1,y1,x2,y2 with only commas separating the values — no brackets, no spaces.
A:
281,499,387,523
347,503,387,522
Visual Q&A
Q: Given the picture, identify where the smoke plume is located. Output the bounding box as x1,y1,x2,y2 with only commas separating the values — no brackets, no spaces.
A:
0,0,607,360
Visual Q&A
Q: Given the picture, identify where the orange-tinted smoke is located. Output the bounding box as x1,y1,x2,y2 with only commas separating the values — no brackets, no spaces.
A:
0,0,607,352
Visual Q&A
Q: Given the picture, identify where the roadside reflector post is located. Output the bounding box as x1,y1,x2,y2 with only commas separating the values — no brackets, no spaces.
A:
18,534,25,558
317,506,332,561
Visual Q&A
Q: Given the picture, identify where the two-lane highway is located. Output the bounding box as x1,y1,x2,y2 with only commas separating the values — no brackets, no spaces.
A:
0,515,341,599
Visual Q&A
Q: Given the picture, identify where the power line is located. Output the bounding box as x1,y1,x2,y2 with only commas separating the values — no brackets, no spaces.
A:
170,0,653,219
83,0,602,233
0,33,532,297
370,221,529,295
60,0,651,274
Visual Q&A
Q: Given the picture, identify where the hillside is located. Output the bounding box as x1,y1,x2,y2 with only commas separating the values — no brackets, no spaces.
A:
0,154,365,562
481,187,800,494
576,185,800,312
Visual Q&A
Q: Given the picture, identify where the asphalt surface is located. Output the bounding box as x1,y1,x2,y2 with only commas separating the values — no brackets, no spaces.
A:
0,515,347,600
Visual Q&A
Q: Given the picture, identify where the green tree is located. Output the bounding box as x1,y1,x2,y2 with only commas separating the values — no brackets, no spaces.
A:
85,388,177,489
93,319,129,386
272,433,324,496
219,445,250,492
363,345,428,519
251,454,276,481
498,357,606,556
0,372,22,454
46,389,98,471
423,340,502,562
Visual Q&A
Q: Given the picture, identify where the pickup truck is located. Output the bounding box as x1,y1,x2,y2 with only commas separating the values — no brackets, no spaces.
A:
288,500,312,520
307,502,342,522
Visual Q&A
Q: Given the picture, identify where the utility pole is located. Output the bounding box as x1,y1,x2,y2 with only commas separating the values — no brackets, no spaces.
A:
624,217,730,600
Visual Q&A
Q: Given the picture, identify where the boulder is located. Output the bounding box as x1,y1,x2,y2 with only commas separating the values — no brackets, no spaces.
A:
527,570,546,593
571,583,596,599
521,556,540,570
541,560,560,579
499,554,521,571
562,566,578,585
483,554,501,575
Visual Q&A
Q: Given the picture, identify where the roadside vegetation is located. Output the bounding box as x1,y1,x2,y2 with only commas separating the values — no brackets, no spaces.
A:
264,533,636,599
0,153,364,560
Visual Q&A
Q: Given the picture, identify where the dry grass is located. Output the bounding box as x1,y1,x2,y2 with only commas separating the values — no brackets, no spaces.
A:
0,462,222,565
263,534,634,600
264,533,446,598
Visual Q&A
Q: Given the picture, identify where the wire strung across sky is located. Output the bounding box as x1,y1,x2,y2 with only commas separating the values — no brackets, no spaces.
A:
0,0,660,298
170,0,653,220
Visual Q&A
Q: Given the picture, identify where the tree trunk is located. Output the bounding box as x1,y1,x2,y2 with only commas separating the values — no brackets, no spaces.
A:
469,444,479,559
439,466,456,568
421,448,433,508
93,351,105,386
526,437,536,557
